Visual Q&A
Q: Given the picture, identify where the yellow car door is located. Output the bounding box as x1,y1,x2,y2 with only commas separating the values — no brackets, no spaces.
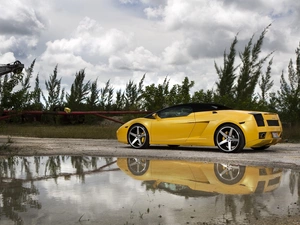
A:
150,105,195,144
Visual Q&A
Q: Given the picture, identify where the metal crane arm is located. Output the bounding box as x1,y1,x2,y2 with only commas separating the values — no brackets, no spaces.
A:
0,60,24,77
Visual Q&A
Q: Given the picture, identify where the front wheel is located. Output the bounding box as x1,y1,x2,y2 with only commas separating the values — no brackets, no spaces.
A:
215,124,245,153
127,124,149,149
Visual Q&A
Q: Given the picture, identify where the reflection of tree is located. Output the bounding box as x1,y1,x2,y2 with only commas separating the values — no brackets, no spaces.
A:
71,156,91,181
45,156,63,182
298,171,300,205
225,195,237,222
21,157,32,180
1,157,17,178
142,180,157,193
240,195,273,221
289,170,297,196
1,180,41,225
34,156,41,175
0,156,117,224
0,157,41,225
289,170,300,207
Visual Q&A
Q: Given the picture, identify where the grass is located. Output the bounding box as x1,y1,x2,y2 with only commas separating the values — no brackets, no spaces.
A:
0,124,120,139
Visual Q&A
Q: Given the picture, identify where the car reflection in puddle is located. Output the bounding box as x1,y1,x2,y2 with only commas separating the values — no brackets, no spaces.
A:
118,158,282,195
0,156,299,225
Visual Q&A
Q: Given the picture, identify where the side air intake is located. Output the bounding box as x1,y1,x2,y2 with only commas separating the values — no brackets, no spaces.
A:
251,113,265,127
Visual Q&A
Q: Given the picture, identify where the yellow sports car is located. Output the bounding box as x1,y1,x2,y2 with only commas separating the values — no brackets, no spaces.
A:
117,158,283,195
116,103,283,153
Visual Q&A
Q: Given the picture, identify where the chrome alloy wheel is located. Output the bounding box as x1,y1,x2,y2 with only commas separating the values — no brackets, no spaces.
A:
127,124,149,149
214,163,245,184
127,158,149,175
215,124,245,153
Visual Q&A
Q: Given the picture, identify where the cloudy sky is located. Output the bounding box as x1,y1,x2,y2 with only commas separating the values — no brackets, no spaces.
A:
1,0,300,96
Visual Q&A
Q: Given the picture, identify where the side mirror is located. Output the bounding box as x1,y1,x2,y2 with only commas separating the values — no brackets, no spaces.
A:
152,113,160,119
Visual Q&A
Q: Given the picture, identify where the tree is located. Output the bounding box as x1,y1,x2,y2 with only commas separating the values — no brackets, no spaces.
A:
192,89,214,103
235,25,273,109
277,43,300,123
66,69,90,110
99,80,114,110
258,58,274,104
215,35,239,106
22,59,43,110
169,77,194,104
114,89,125,110
142,77,170,110
0,70,23,110
124,74,145,110
86,79,99,110
42,65,65,110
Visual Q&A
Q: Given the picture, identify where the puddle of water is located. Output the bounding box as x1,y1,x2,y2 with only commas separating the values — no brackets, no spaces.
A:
0,156,299,225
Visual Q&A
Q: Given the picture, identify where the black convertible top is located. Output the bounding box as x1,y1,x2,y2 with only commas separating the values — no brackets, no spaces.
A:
145,103,231,118
188,103,231,112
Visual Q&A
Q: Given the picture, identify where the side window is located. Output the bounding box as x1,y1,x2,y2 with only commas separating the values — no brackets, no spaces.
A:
158,106,193,118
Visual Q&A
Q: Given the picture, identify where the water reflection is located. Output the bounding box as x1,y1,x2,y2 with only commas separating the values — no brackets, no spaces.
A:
0,156,299,225
0,156,116,225
117,158,283,195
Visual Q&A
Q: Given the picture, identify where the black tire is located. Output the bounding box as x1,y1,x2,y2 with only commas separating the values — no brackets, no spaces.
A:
251,145,270,150
215,124,245,153
214,163,246,185
127,124,149,149
127,158,150,176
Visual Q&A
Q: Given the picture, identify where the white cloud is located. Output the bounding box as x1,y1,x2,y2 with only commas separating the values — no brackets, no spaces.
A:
162,41,191,65
0,0,48,59
1,0,300,97
144,5,164,19
109,46,162,73
0,52,16,63
119,0,138,4
0,0,47,35
44,17,133,59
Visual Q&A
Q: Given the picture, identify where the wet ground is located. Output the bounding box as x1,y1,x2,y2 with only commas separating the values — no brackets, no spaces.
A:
1,136,300,224
0,155,300,225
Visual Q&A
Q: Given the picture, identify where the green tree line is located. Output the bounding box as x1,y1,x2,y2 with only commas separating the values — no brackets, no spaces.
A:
1,25,300,124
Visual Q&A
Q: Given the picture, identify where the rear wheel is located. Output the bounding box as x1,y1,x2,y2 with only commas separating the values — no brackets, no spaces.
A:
127,124,149,149
215,124,245,153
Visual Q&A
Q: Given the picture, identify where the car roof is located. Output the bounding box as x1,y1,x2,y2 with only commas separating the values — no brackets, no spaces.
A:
144,103,232,118
185,103,231,112
146,103,231,116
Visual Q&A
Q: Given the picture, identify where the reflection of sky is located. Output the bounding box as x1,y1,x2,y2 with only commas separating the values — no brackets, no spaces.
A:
1,157,300,225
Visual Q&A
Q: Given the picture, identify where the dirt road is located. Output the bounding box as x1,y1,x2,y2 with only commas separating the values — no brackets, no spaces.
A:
1,135,300,170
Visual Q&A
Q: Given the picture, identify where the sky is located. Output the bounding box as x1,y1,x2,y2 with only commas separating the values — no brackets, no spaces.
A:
0,0,300,97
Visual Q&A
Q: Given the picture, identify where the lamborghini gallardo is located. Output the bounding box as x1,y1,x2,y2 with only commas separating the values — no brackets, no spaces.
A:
116,103,282,153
